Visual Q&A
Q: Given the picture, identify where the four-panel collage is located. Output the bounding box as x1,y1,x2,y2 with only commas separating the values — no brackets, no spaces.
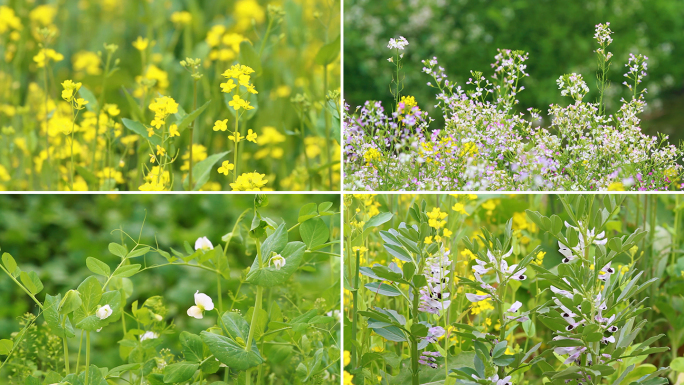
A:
0,0,683,385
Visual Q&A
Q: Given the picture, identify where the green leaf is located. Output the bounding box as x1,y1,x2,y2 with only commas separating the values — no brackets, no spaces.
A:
163,362,199,383
77,276,103,313
2,252,17,275
246,242,306,287
121,87,145,122
44,294,74,338
300,217,329,249
78,86,99,113
201,331,263,371
20,271,43,295
384,244,412,262
261,223,288,260
372,325,406,342
176,100,211,135
318,202,333,214
221,312,251,342
60,289,83,315
86,257,111,277
363,212,393,232
183,151,230,191
0,339,13,355
180,331,205,362
121,118,160,147
364,282,401,297
108,243,128,258
76,290,122,331
315,35,340,66
126,247,151,259
239,40,262,76
113,264,141,278
492,341,507,358
298,203,318,223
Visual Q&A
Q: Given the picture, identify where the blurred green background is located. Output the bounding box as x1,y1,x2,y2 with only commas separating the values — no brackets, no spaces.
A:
344,0,684,139
0,193,340,375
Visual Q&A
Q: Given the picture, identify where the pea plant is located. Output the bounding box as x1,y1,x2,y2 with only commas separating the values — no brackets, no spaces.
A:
0,195,341,384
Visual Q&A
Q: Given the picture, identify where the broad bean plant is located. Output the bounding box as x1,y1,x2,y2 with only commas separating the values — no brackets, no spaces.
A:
343,23,684,191
344,194,673,385
0,195,341,384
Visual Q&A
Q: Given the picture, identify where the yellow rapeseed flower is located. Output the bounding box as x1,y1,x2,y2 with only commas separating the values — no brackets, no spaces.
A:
213,119,229,131
218,161,235,175
230,172,267,191
246,129,257,143
132,36,149,51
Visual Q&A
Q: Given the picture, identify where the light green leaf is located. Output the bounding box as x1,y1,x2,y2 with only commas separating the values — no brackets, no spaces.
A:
108,243,128,258
44,294,74,338
183,151,229,191
201,331,263,371
78,86,99,113
20,271,43,295
59,289,82,315
122,118,160,147
300,217,329,249
86,257,111,277
363,212,393,232
2,252,17,274
113,264,141,278
298,203,318,223
246,242,306,287
176,100,211,135
0,339,13,355
121,87,144,122
315,35,340,66
261,223,288,259
364,282,401,297
239,40,262,75
163,362,199,383
77,276,103,313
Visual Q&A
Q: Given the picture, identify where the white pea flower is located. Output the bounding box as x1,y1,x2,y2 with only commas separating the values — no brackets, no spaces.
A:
96,304,112,320
187,290,214,319
271,254,286,270
140,331,159,341
195,236,214,251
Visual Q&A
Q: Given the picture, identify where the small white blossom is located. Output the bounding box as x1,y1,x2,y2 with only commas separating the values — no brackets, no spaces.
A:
96,304,112,320
187,291,214,319
271,254,286,270
140,331,159,341
194,236,213,251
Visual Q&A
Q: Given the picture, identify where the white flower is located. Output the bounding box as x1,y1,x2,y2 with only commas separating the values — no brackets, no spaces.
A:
271,254,286,270
96,304,112,320
154,314,163,321
194,236,213,251
507,301,522,313
140,331,159,341
387,36,409,50
187,291,214,319
465,293,491,302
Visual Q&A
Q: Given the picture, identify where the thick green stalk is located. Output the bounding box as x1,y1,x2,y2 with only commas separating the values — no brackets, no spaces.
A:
233,114,239,182
351,249,360,368
43,58,51,190
75,330,83,374
188,79,197,190
217,272,223,314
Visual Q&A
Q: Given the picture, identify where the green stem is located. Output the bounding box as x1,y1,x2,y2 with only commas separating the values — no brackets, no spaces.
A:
217,271,223,314
233,113,239,182
351,249,360,368
246,242,264,352
188,79,197,190
323,63,333,190
411,283,420,385
75,330,83,374
62,316,70,374
43,58,51,190
84,331,91,385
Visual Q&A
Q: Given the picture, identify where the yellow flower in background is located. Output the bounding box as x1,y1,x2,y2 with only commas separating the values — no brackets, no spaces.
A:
181,144,207,171
343,371,353,385
343,351,351,366
169,124,180,137
217,161,235,175
462,249,477,260
34,48,64,68
452,202,469,215
149,96,178,129
533,251,545,266
72,51,102,77
0,164,10,181
74,98,88,110
156,145,166,157
29,5,57,27
97,167,125,184
61,80,82,102
103,104,120,116
246,129,257,143
608,182,625,191
230,172,268,191
460,142,479,157
234,0,265,31
443,228,453,237
132,36,149,51
363,148,381,165
170,11,192,27
0,6,22,34
213,119,229,131
254,126,286,159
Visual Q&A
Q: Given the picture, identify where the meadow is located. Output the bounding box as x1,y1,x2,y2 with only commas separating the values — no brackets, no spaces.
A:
0,0,340,191
343,24,684,191
344,194,684,384
0,194,342,384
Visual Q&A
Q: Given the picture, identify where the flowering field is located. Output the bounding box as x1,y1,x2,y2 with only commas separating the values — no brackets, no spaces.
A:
0,0,340,191
0,194,342,384
343,194,684,384
343,24,684,191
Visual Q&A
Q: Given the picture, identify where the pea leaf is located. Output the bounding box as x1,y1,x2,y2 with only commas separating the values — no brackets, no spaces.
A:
298,203,318,223
163,362,199,383
76,276,103,315
201,331,263,371
113,264,141,278
260,223,288,260
20,271,43,294
0,339,13,355
2,252,17,275
300,217,329,249
59,290,83,315
108,243,128,259
180,331,204,362
86,257,111,277
246,242,306,287
44,293,75,338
